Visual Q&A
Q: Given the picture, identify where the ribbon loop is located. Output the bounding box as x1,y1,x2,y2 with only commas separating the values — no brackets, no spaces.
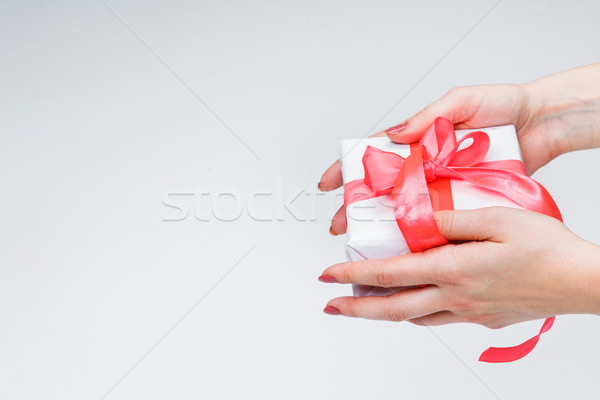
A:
447,131,490,167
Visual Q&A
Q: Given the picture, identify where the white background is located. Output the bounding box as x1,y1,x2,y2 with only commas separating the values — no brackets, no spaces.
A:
1,1,600,399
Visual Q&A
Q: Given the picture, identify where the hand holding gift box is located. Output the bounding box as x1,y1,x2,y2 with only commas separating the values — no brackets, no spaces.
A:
320,65,600,364
333,117,562,363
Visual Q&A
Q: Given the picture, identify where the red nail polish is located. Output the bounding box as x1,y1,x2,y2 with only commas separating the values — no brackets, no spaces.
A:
318,274,338,283
329,226,338,236
385,123,408,135
323,305,342,315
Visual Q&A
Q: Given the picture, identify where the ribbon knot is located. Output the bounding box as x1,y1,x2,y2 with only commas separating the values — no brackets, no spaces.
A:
423,156,438,182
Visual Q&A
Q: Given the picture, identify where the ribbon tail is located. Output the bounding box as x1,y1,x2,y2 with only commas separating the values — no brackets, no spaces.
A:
392,148,448,252
478,317,555,363
437,166,563,222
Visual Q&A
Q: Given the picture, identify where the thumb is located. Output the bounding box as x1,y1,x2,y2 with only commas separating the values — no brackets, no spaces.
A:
433,208,510,242
385,87,469,144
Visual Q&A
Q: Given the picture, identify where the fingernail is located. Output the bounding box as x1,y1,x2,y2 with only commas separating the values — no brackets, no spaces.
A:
385,123,408,135
329,226,338,236
317,181,325,191
323,305,342,315
318,274,338,283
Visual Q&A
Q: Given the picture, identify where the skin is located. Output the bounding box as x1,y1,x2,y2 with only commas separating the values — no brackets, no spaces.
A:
319,63,600,326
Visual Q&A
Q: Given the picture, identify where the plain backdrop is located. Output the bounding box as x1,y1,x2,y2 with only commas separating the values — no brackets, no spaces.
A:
1,0,600,399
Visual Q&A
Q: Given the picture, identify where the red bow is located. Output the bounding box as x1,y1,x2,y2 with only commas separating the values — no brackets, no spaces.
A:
344,117,562,363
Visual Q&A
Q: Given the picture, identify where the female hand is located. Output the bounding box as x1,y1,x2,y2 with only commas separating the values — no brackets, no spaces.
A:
319,207,600,328
320,63,600,235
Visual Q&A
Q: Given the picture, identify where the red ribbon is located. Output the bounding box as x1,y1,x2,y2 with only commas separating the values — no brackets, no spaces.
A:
344,117,562,363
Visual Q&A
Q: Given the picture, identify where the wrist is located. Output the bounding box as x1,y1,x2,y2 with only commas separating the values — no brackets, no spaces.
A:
565,239,600,315
521,64,600,157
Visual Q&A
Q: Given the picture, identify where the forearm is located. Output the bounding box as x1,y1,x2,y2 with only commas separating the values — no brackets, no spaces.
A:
523,63,600,157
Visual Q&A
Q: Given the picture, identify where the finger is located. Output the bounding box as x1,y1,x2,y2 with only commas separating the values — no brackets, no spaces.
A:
434,207,513,242
321,254,437,288
385,87,473,144
408,311,463,326
318,160,343,192
318,132,387,192
329,205,346,235
325,286,443,321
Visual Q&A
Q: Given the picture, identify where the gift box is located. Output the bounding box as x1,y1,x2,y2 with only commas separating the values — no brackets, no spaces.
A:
338,117,561,363
341,123,523,295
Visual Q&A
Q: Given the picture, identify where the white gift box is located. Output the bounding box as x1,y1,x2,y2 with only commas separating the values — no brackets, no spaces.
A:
339,126,523,296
